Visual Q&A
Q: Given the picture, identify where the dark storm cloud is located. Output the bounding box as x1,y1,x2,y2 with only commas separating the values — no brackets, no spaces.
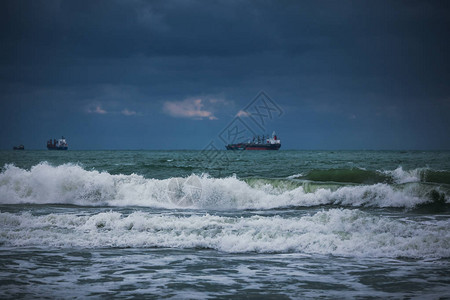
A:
2,1,447,57
1,0,448,91
0,0,449,149
1,0,276,60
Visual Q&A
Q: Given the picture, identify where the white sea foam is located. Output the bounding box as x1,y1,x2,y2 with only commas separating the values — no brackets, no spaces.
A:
383,166,423,184
0,209,448,258
0,163,447,209
287,173,303,179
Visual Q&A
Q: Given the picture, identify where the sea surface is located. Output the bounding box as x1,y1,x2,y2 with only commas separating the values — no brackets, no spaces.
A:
0,150,449,299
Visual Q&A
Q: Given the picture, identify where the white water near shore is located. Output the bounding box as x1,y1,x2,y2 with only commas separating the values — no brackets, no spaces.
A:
1,209,449,258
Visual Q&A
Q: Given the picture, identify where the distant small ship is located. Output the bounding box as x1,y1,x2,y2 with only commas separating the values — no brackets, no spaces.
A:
13,145,24,150
47,136,68,150
226,131,281,150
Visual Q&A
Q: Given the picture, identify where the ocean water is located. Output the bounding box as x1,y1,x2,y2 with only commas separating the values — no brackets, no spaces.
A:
0,150,449,299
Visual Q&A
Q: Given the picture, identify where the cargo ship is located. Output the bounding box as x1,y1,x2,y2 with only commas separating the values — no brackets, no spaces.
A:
47,136,68,150
226,132,281,150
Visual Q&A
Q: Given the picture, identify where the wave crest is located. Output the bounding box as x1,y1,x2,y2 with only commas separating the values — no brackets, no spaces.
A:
0,163,448,209
290,166,450,185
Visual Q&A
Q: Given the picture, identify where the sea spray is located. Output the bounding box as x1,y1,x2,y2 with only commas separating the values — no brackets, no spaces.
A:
0,163,448,209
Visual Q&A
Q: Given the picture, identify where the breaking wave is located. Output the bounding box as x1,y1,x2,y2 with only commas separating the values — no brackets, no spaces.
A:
0,163,449,209
0,209,448,258
295,167,450,185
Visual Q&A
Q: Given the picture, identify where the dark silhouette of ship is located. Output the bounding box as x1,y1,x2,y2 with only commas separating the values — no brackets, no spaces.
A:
47,136,68,150
226,132,281,150
13,145,24,150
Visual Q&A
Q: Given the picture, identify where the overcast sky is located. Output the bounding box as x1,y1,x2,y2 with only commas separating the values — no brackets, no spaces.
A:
1,0,449,150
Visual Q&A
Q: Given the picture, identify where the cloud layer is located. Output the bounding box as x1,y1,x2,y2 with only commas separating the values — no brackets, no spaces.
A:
0,1,449,149
163,99,217,120
87,105,107,115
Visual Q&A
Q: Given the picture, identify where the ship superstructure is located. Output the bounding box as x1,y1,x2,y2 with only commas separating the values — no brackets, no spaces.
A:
47,136,68,150
226,131,281,150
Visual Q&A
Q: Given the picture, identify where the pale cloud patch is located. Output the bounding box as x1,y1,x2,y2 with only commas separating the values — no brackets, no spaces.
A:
163,98,217,120
86,103,139,116
87,104,107,114
236,110,250,117
121,108,137,116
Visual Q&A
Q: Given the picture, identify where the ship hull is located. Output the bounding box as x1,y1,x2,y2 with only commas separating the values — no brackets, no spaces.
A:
226,143,280,150
47,146,68,150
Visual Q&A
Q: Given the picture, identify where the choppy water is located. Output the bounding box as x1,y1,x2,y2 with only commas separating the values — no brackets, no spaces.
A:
1,150,449,298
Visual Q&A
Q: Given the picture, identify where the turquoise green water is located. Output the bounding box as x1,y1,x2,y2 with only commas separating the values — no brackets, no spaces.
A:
0,150,449,298
3,150,450,180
